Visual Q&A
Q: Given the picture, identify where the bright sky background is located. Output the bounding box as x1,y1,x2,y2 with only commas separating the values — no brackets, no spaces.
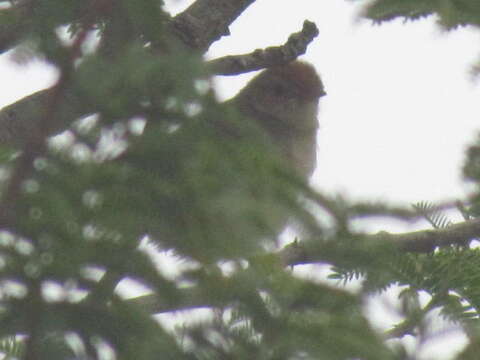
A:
1,0,479,358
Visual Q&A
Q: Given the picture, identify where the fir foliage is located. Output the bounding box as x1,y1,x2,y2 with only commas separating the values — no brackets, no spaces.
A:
363,0,480,29
413,201,452,229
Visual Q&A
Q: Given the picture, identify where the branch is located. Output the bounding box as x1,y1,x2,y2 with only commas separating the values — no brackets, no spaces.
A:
168,0,255,52
0,87,90,148
122,218,480,315
206,20,319,76
280,217,480,267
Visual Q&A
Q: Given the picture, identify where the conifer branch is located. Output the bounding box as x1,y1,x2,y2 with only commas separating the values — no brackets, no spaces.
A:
125,217,480,315
206,20,319,76
280,217,480,267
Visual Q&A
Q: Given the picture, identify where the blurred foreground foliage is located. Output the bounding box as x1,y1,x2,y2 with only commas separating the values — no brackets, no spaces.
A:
1,0,480,359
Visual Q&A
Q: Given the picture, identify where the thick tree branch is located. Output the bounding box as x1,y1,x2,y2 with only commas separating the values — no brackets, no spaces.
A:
169,0,255,52
0,87,89,148
206,20,319,75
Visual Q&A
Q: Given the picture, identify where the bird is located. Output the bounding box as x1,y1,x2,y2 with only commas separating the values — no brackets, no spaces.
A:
230,61,325,180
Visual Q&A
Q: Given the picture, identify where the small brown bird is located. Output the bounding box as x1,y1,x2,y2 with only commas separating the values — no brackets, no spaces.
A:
231,61,325,179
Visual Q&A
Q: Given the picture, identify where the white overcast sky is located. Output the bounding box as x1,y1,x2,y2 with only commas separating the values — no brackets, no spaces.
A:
0,1,479,358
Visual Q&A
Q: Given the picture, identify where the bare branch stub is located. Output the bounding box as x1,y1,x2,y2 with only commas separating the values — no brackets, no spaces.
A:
207,20,320,76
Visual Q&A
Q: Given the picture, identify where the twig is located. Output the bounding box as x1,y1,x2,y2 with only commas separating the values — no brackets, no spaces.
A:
279,217,480,268
207,20,319,76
